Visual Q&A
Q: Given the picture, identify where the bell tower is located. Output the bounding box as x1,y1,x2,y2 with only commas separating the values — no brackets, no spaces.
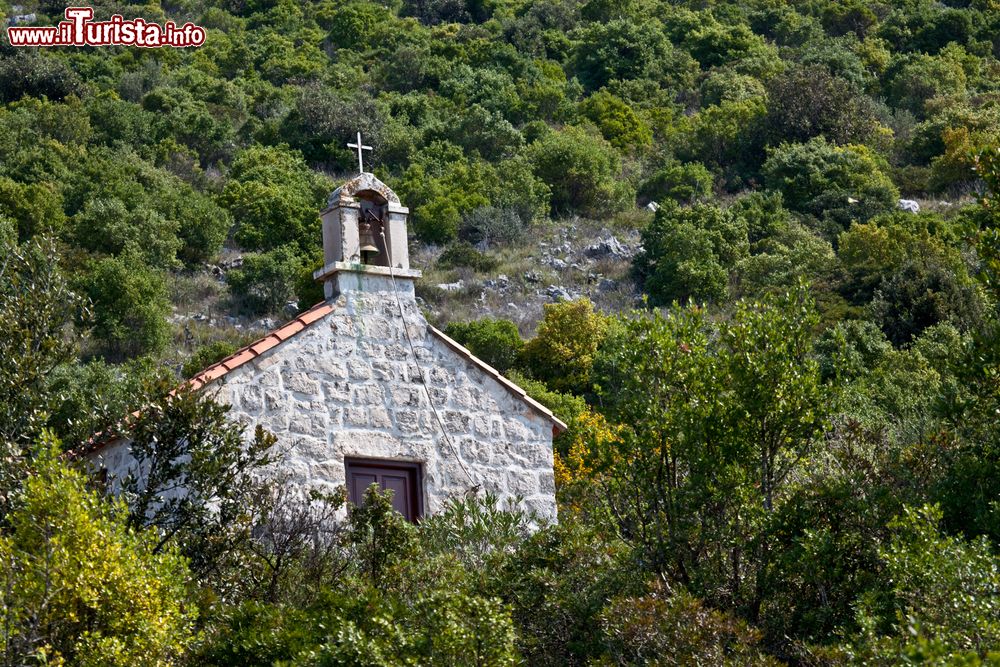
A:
313,172,421,299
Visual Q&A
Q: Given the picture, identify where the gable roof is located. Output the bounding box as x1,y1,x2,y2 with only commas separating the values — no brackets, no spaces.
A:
187,301,336,390
428,326,567,435
79,299,566,457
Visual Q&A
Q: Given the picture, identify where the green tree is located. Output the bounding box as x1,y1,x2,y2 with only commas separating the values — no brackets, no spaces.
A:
600,586,780,666
82,252,171,360
764,64,885,147
527,125,629,217
400,142,548,243
888,51,968,117
220,144,330,252
638,161,713,206
118,383,277,585
227,245,306,315
592,286,828,610
762,137,898,230
444,318,523,373
0,176,65,241
0,236,86,510
579,90,652,152
573,20,695,93
71,197,182,269
0,438,194,666
633,202,749,306
844,505,1000,663
520,298,607,396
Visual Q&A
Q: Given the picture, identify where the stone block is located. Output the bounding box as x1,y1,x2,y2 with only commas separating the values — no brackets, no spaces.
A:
312,357,349,379
371,360,397,381
344,407,369,427
538,471,555,495
443,410,470,434
369,406,392,429
258,368,281,387
394,410,420,433
390,386,424,408
348,364,373,380
352,384,385,405
459,438,491,465
384,343,409,361
323,381,351,403
241,386,264,414
506,469,537,497
283,371,320,396
264,389,284,411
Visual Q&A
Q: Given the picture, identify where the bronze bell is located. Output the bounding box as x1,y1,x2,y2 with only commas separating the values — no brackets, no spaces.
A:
358,218,379,255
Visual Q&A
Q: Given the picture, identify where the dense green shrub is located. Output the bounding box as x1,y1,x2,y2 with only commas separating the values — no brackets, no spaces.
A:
0,440,194,666
600,586,780,666
520,298,608,396
444,317,523,373
578,90,652,152
527,125,630,217
639,161,714,205
762,137,898,229
220,145,330,252
81,252,171,360
764,64,885,147
634,202,749,305
573,19,696,93
400,142,549,243
182,339,242,378
436,240,499,272
227,245,305,315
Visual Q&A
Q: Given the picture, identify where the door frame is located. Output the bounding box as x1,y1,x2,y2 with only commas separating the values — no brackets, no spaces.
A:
344,457,425,522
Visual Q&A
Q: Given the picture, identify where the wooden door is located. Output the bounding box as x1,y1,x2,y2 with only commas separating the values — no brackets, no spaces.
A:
345,458,423,522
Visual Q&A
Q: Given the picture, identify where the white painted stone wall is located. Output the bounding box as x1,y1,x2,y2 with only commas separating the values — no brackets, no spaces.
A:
91,273,558,523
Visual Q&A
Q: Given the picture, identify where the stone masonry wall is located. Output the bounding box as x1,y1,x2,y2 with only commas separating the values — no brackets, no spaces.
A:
92,274,557,522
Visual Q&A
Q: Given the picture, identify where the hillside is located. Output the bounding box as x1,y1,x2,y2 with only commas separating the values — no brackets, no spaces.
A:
4,0,1000,664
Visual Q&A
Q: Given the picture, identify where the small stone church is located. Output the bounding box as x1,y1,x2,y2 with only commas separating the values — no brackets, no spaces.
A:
86,172,564,523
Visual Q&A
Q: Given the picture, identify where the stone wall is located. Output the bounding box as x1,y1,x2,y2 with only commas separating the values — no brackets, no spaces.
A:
92,273,557,523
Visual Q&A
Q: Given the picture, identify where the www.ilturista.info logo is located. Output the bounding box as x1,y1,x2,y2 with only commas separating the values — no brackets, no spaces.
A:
7,7,205,47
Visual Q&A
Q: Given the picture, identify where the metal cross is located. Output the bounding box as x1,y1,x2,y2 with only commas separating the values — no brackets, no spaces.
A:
347,131,373,174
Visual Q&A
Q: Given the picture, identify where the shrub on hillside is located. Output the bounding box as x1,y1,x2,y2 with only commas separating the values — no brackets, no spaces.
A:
527,125,631,217
227,245,304,315
445,317,523,373
762,137,898,230
82,252,171,360
0,439,194,666
634,202,749,306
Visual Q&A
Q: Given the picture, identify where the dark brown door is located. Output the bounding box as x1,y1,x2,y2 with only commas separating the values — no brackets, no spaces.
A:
345,458,423,522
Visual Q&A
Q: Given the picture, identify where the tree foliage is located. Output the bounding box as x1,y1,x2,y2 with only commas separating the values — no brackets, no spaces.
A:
0,438,194,666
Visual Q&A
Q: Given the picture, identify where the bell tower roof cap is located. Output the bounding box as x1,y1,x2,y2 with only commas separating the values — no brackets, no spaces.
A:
327,172,401,209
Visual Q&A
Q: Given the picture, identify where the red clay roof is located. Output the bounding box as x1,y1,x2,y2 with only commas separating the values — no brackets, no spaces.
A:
77,299,567,456
187,301,335,390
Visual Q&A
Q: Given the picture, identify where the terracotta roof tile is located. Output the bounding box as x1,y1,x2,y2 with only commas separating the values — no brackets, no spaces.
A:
198,365,229,383
250,335,281,356
298,306,331,325
275,320,305,340
222,348,256,370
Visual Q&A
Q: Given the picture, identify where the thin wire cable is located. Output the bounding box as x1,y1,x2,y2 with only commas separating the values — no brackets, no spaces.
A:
379,228,479,489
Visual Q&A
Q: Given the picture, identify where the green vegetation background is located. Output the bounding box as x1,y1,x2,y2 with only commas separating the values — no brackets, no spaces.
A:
4,0,1000,664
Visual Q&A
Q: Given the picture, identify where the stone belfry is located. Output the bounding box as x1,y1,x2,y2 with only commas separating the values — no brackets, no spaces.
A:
313,171,422,299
